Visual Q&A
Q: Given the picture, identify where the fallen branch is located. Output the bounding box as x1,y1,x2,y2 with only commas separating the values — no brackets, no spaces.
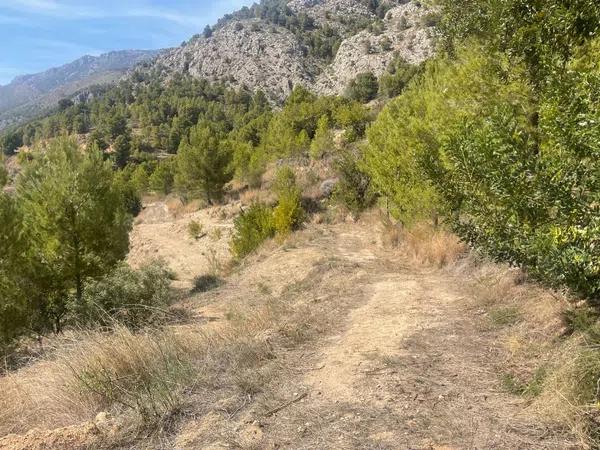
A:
264,391,308,417
289,364,325,374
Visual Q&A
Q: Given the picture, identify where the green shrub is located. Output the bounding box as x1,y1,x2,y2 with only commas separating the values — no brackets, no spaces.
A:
273,190,305,236
345,72,379,103
272,166,297,198
74,261,173,328
379,55,421,98
1,130,22,156
231,203,275,258
0,162,7,188
333,150,375,217
272,167,305,235
420,12,441,28
148,160,174,195
113,172,142,217
310,115,333,159
192,274,222,293
333,102,371,142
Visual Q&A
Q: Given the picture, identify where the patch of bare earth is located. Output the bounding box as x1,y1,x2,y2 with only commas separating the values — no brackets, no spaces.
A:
172,219,575,449
1,208,577,449
128,200,238,289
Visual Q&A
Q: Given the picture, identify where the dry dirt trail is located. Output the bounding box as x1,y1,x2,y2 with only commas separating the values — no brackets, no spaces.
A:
203,220,575,449
0,207,574,450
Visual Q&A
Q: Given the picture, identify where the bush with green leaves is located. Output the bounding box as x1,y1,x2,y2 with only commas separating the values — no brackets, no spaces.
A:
365,27,600,299
113,170,143,217
333,150,375,218
379,55,421,98
345,72,379,103
231,202,276,258
0,161,7,188
148,159,175,195
273,192,304,236
74,261,173,328
1,130,22,156
272,166,305,236
310,115,333,159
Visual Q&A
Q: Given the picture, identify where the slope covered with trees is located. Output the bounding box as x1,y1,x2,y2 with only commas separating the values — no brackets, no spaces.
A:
0,71,375,350
0,50,159,131
366,0,600,300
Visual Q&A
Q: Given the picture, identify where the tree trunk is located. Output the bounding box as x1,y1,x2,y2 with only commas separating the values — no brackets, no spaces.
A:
73,232,82,303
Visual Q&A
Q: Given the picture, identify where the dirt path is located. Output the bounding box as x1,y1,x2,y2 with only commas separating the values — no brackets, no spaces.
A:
221,222,575,449
0,207,576,450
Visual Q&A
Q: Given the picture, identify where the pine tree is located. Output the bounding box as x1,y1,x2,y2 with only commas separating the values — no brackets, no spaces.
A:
0,192,28,346
17,138,132,331
149,160,175,195
310,115,333,159
0,160,7,188
175,123,233,203
113,134,131,169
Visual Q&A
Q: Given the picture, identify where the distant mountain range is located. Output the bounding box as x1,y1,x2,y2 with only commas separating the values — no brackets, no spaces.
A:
0,49,160,130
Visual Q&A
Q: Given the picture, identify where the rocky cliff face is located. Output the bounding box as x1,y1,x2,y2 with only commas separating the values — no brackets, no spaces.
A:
153,19,316,101
147,0,434,102
315,2,434,95
287,0,374,25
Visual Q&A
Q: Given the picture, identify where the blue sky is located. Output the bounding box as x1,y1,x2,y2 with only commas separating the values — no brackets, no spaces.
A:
0,0,256,85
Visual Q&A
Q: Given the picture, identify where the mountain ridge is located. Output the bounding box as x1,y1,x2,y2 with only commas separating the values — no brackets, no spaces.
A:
0,49,161,130
140,0,434,102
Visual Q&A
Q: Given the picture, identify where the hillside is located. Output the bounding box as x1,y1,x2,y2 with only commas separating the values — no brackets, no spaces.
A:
1,0,599,448
0,50,160,130
0,201,579,449
141,0,434,101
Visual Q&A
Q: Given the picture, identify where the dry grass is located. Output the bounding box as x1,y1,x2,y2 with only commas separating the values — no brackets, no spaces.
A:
0,269,317,444
382,219,467,267
531,338,600,448
0,326,205,436
458,259,600,447
166,197,206,218
239,188,274,206
380,215,598,446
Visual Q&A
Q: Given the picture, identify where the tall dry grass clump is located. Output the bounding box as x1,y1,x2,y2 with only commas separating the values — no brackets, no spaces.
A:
0,298,281,440
0,326,205,436
460,256,600,447
532,338,600,447
382,219,467,267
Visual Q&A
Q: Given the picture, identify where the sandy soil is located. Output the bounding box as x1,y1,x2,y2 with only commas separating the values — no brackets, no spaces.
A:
127,200,238,289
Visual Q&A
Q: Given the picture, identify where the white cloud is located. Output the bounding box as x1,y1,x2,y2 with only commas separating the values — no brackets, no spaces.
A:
0,0,101,18
0,1,208,27
122,7,206,27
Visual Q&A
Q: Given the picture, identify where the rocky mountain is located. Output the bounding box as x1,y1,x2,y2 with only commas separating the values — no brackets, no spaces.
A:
143,0,435,102
315,2,434,94
0,0,435,130
0,50,160,129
